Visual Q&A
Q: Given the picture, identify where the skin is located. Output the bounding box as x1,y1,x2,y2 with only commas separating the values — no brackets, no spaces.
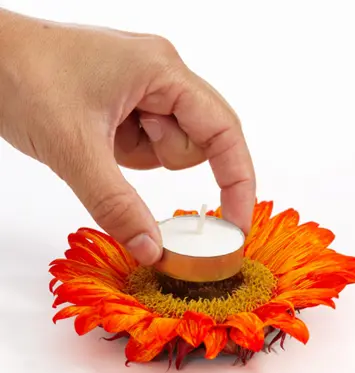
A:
0,9,256,265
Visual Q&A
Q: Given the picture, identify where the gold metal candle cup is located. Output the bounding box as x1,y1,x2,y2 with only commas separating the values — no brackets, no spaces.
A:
153,216,245,283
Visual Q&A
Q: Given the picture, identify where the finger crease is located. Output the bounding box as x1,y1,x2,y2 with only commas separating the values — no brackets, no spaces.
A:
207,135,240,162
220,177,255,192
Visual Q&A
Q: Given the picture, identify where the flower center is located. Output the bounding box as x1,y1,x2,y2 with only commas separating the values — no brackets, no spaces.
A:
125,259,277,322
155,271,244,301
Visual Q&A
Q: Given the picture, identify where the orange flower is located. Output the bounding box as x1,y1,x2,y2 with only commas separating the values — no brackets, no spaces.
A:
49,201,355,369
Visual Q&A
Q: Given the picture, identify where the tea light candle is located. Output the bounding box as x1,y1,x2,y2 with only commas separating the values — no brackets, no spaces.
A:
154,205,245,282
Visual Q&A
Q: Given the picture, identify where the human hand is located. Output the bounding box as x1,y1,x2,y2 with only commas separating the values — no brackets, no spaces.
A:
0,10,255,265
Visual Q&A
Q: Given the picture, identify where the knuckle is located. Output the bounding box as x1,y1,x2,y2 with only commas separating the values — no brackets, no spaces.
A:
150,35,182,63
154,35,176,52
90,190,136,233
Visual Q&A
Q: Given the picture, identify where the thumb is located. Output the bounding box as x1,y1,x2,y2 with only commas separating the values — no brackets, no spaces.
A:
62,144,162,266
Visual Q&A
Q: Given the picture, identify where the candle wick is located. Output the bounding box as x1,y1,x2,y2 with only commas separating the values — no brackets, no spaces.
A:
197,204,208,234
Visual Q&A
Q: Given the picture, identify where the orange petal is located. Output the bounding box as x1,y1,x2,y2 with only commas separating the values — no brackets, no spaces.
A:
64,246,101,267
100,299,152,334
272,227,335,275
215,207,222,217
125,337,163,363
277,252,355,293
249,216,335,275
279,271,352,294
68,228,137,277
245,208,299,261
49,227,138,311
251,200,273,226
254,300,309,344
125,318,180,362
53,305,101,335
82,229,137,270
204,327,228,359
275,288,338,309
52,278,132,308
173,210,198,217
49,259,124,289
272,316,309,344
53,305,88,323
125,337,156,363
225,313,265,352
205,207,222,218
130,317,180,345
100,297,150,314
177,311,215,347
244,201,337,273
254,300,295,320
49,278,59,293
66,232,118,272
74,308,101,336
52,281,109,307
244,201,274,258
102,313,150,334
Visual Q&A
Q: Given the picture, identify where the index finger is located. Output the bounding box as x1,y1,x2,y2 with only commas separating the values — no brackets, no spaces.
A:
174,73,256,233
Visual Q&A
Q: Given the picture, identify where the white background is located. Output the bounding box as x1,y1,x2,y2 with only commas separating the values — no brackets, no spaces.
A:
1,1,355,372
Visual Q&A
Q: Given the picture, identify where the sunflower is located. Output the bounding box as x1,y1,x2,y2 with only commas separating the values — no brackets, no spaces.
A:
49,201,355,369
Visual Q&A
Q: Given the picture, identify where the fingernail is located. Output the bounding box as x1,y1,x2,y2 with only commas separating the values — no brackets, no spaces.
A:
126,234,162,265
140,119,163,142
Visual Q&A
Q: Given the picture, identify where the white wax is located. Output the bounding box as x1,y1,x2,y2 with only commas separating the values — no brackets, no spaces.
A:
158,216,244,257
